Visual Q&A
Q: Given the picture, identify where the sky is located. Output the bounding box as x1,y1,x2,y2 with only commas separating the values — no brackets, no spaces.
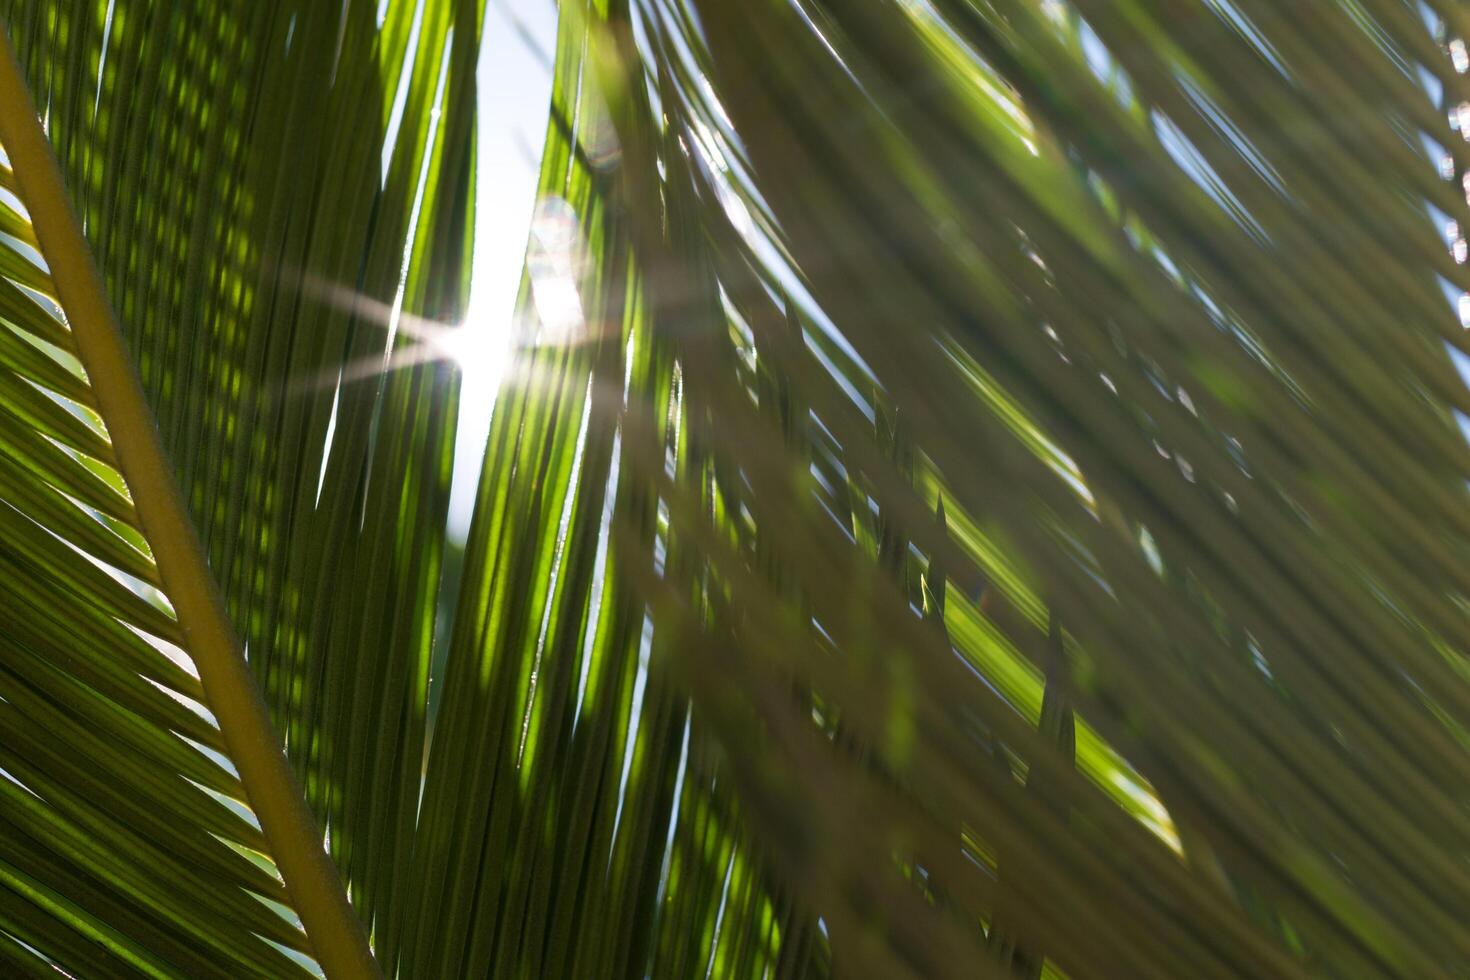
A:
446,0,559,540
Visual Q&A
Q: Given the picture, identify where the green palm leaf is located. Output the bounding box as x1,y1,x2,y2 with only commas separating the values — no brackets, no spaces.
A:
5,0,1470,977
0,47,334,980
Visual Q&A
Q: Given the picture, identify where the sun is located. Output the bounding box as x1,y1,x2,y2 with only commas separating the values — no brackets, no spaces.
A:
439,287,514,540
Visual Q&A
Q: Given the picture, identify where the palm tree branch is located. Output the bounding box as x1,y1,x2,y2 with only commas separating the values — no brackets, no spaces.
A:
0,25,377,980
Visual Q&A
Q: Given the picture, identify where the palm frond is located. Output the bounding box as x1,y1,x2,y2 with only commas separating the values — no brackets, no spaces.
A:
1,0,479,950
0,39,347,980
567,0,1470,975
7,0,1470,977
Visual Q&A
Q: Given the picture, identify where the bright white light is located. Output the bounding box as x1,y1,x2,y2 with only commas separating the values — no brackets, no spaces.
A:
443,0,558,542
525,196,587,345
444,292,512,477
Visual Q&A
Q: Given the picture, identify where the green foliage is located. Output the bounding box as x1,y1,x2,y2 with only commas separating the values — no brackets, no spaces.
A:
3,0,1470,978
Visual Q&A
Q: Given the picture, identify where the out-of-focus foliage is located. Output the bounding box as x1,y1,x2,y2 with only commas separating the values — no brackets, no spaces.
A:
571,0,1470,976
4,0,1470,977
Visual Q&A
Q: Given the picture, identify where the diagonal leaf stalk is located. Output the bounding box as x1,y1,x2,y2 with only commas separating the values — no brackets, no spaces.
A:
0,27,379,980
